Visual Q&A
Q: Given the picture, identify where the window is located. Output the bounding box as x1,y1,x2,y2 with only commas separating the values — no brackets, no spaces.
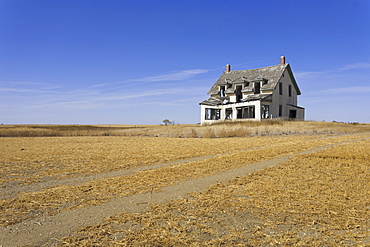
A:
289,110,297,119
205,108,221,120
225,108,233,120
254,82,261,94
236,85,243,102
237,106,255,119
279,82,283,95
279,105,283,117
261,105,270,119
289,85,292,97
219,86,225,97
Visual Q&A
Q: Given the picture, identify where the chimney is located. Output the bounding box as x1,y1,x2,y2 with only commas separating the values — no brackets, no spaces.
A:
280,56,286,65
226,64,231,72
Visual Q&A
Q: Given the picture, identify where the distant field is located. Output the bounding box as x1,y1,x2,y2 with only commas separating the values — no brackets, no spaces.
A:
1,120,370,137
0,122,369,246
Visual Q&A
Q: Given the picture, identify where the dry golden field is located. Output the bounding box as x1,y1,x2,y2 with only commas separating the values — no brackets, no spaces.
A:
1,120,370,138
0,121,369,246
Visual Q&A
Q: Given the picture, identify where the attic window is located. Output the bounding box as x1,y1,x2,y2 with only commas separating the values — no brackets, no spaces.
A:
236,86,242,102
219,86,225,97
254,82,261,94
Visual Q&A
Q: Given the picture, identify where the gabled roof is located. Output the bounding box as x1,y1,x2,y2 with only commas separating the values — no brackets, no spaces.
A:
207,63,301,96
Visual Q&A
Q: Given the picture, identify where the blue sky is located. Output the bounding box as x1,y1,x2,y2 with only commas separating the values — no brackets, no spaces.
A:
1,0,369,124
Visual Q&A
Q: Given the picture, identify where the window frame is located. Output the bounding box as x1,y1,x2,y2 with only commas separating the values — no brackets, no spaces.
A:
279,82,283,95
254,82,261,94
235,85,243,102
237,106,255,119
279,104,283,117
205,108,221,120
261,104,270,119
219,86,226,97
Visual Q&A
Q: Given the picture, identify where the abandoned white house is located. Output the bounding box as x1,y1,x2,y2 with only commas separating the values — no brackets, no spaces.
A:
199,56,304,124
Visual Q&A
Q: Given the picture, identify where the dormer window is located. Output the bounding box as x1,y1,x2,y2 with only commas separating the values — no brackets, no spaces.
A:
219,86,225,97
254,82,261,94
236,85,242,102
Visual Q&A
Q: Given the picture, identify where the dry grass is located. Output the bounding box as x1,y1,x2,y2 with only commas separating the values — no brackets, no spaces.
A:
1,122,370,246
0,135,319,186
59,137,370,246
1,121,370,138
1,134,367,228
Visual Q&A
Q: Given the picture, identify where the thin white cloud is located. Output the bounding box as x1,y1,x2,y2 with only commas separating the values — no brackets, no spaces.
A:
339,63,370,71
10,86,207,111
0,87,61,94
295,61,370,80
294,71,327,79
306,86,370,96
92,69,210,89
320,86,370,94
131,69,209,82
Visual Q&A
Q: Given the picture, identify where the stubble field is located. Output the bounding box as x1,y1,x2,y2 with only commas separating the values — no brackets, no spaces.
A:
0,121,369,246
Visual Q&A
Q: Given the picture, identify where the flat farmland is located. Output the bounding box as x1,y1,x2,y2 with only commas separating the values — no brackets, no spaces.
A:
0,122,370,246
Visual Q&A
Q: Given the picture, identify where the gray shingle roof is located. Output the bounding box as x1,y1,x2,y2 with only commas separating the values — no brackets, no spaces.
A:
207,63,300,96
199,93,272,106
199,96,227,106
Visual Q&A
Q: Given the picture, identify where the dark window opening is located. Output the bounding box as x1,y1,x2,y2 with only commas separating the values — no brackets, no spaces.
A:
289,110,297,119
279,82,283,95
205,108,221,120
237,106,255,119
261,105,270,119
289,85,292,97
219,86,225,97
225,108,233,120
254,82,261,94
279,105,283,117
236,86,242,102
